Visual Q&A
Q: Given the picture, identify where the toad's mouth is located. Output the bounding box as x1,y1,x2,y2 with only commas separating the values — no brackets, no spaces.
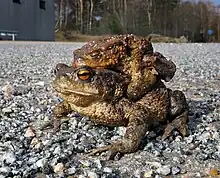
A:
54,84,99,96
62,89,98,96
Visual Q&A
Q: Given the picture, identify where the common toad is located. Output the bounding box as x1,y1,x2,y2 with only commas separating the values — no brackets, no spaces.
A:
52,63,188,160
73,34,176,101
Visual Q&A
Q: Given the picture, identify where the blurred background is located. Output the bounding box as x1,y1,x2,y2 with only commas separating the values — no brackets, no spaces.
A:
55,0,220,42
0,0,220,42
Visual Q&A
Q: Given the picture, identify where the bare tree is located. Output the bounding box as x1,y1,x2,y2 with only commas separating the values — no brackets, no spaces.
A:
54,0,220,41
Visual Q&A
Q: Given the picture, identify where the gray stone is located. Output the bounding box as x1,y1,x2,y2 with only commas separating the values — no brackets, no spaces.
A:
171,166,181,175
0,166,11,173
2,152,16,164
67,167,76,175
36,158,47,168
2,107,13,113
156,165,171,176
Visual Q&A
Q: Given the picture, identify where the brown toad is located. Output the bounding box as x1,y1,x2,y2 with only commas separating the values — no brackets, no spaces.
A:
52,63,188,160
73,34,176,101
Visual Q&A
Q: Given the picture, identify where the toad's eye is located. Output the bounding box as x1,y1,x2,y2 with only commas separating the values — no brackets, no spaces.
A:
90,51,99,57
77,68,93,81
107,45,114,50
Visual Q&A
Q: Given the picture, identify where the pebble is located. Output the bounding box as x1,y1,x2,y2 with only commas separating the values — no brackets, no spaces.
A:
30,137,40,145
80,160,91,167
171,166,181,175
67,167,76,175
36,158,47,168
34,81,45,86
53,146,61,155
0,166,11,174
87,171,98,178
2,152,16,164
94,159,102,169
24,127,36,137
2,107,13,113
2,84,15,97
53,163,65,173
143,170,153,177
103,167,113,173
156,165,171,176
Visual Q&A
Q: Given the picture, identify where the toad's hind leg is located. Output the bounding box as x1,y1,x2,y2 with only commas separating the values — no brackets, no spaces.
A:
87,105,151,160
162,90,189,140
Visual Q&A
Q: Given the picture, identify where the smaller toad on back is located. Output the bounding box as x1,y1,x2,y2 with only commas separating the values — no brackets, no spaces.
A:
73,34,176,100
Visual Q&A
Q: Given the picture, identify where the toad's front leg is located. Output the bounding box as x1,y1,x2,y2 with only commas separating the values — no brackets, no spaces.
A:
87,105,151,160
40,101,72,131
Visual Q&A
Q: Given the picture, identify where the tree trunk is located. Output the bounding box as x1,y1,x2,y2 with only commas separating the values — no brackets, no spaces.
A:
55,0,61,31
64,0,69,29
147,0,153,31
79,0,84,33
89,0,93,33
124,0,127,32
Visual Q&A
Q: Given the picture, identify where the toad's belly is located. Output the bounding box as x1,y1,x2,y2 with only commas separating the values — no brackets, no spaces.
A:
69,102,129,127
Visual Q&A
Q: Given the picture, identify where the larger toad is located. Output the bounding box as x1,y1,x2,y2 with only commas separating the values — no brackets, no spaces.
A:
73,34,176,101
52,63,188,159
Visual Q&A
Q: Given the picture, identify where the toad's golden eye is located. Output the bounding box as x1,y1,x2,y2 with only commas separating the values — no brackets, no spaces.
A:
77,69,92,81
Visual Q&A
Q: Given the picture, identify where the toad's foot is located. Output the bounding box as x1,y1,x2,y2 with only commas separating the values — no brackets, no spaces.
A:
39,117,70,132
162,111,188,140
162,90,189,140
40,101,72,132
86,142,124,160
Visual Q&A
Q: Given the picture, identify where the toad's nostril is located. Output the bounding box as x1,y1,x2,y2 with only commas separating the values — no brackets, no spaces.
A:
54,68,58,75
56,63,65,70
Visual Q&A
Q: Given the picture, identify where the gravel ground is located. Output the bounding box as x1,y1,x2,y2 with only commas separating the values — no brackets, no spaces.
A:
0,41,219,178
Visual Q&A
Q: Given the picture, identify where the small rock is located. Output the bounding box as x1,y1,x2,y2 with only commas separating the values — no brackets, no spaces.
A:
2,152,16,164
117,126,126,136
31,138,42,149
70,118,78,129
2,107,13,114
171,166,181,175
155,175,162,178
36,158,47,168
54,163,65,173
156,165,171,176
35,81,45,86
0,166,11,173
94,159,102,169
2,84,15,97
28,157,38,164
145,161,162,168
36,108,41,113
53,146,61,155
80,160,90,167
134,169,141,178
87,171,98,178
67,167,76,175
175,136,182,142
24,127,36,137
36,173,47,178
31,137,40,145
103,167,112,173
143,170,153,177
